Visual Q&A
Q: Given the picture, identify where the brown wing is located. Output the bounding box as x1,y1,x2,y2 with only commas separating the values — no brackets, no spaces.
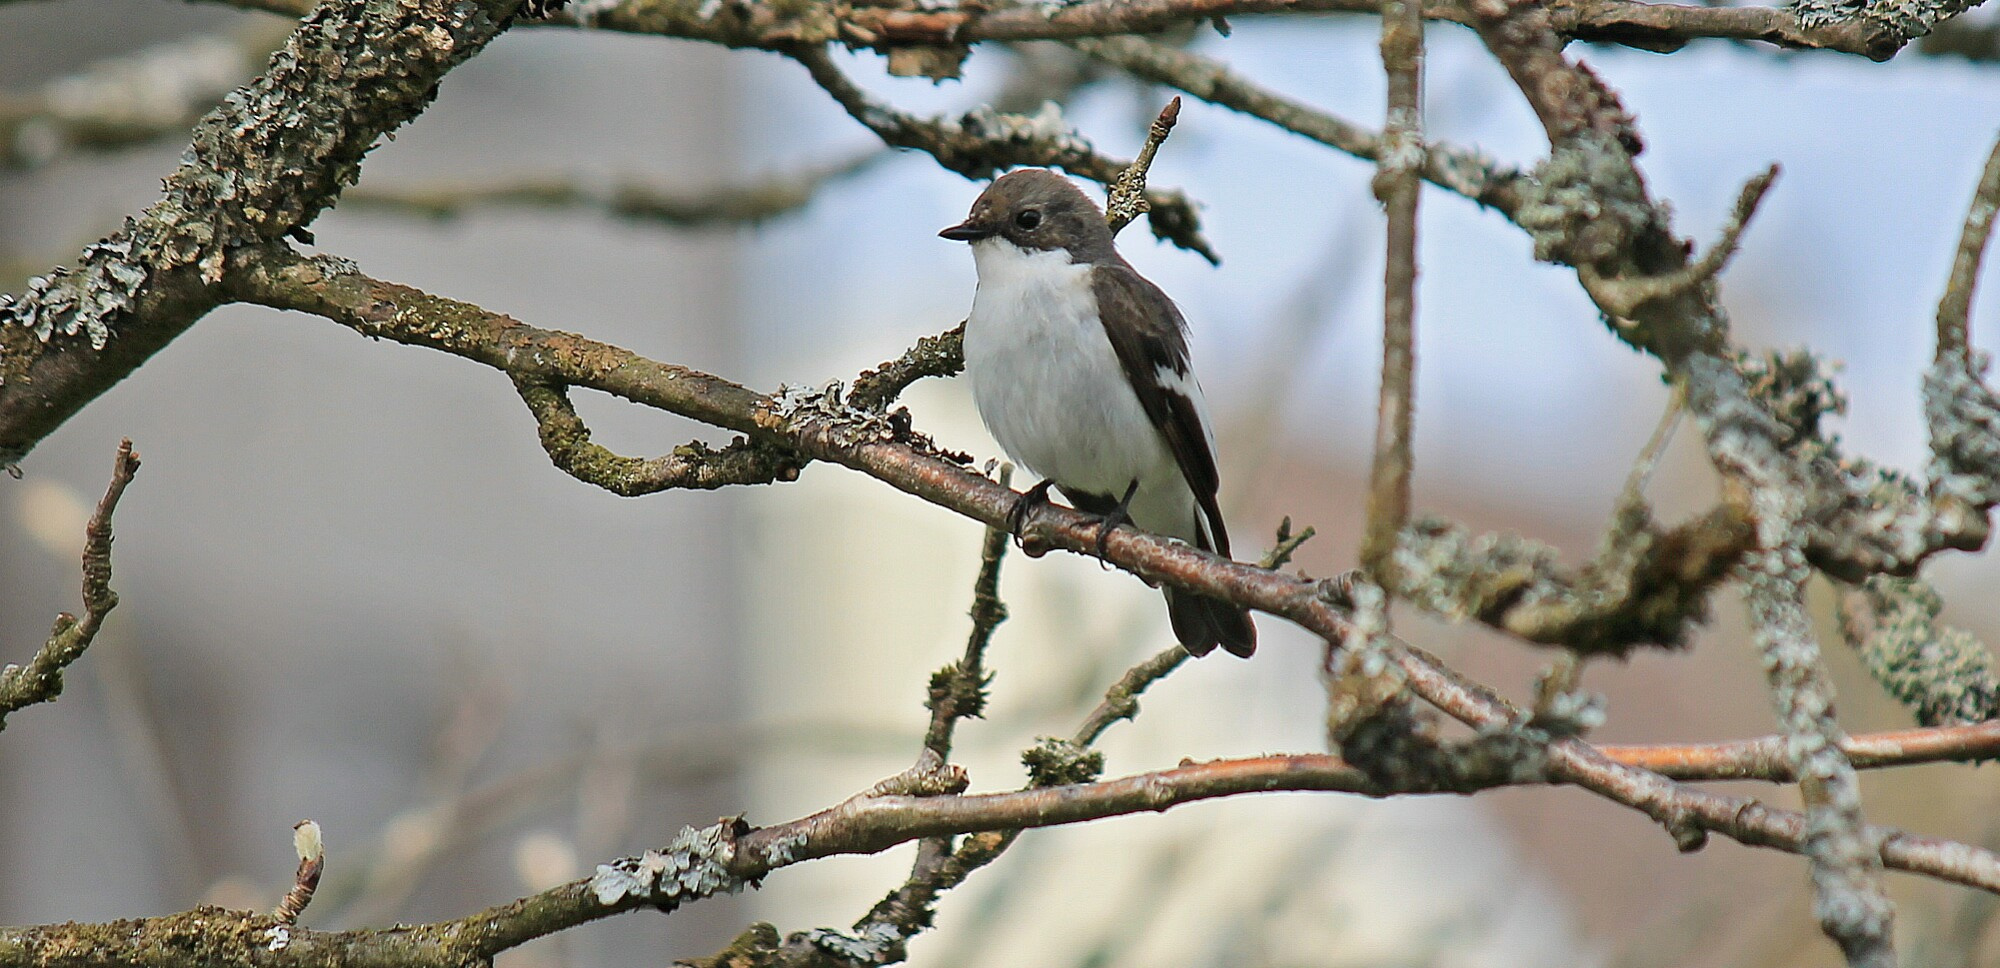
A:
1089,264,1231,558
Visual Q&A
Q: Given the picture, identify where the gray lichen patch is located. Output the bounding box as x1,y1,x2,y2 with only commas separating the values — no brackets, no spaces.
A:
1020,736,1103,787
800,921,905,964
1515,133,1669,270
1840,575,1999,726
587,822,747,910
1790,0,1977,42
1739,348,1846,453
1386,507,1746,655
1925,352,2000,509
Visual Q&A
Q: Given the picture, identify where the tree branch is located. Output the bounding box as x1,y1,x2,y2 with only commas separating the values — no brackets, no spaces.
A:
1361,0,1423,583
513,376,802,494
0,0,519,467
1838,576,2000,726
12,724,2000,968
1070,35,1526,217
0,439,139,731
531,0,1989,60
785,44,1218,263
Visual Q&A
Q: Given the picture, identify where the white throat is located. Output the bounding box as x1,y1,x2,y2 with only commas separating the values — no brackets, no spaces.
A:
969,236,1080,284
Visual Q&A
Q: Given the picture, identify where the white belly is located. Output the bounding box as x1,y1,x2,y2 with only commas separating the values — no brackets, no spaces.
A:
962,240,1200,541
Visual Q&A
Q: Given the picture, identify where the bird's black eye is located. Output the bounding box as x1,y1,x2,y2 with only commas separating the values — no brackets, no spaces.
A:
1015,209,1042,230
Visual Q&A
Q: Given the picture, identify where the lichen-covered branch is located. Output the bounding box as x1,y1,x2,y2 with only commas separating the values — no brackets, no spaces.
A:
513,376,802,495
1838,576,2000,726
211,246,2000,908
1103,97,1182,236
1453,1,1939,957
921,477,1010,762
0,0,519,467
1744,561,1897,966
0,439,139,731
1386,505,1753,654
846,324,965,413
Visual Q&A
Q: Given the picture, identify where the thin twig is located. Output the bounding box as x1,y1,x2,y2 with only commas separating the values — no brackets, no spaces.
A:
1071,35,1524,217
0,439,139,730
1579,166,1780,319
847,324,965,413
785,43,1218,263
1361,0,1424,585
274,820,325,924
1618,384,1683,506
1937,132,2000,367
922,464,1012,761
513,0,1981,60
1104,97,1180,236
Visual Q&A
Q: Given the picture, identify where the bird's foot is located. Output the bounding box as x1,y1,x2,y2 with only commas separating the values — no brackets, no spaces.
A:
1092,480,1141,568
1006,479,1057,551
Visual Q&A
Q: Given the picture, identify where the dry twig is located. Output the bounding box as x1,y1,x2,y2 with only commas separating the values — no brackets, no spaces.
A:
0,439,139,731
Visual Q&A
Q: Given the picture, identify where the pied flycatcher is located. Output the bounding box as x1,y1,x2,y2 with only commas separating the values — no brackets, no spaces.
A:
940,169,1256,658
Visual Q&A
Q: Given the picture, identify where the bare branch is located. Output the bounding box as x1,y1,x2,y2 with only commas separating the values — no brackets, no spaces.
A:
1938,132,2000,367
528,0,1990,60
1389,639,2000,893
1605,719,2000,780
1362,0,1423,584
1071,35,1526,216
785,44,1218,263
1072,646,1189,748
0,438,139,731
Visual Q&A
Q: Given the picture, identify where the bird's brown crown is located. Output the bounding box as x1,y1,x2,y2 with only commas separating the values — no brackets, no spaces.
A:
939,168,1118,262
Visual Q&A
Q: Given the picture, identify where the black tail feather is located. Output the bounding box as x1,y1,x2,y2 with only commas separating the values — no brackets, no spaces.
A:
1166,587,1256,658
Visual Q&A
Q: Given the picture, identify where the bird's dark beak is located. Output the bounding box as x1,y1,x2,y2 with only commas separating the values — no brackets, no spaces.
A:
938,220,995,242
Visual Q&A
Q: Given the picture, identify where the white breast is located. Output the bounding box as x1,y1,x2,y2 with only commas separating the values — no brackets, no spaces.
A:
962,239,1198,540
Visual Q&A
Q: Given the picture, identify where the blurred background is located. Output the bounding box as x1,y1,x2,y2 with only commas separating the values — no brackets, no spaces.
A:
2,4,1999,965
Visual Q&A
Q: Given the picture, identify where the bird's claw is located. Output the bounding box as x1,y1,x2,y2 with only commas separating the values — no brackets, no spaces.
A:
1006,479,1057,547
1093,479,1140,569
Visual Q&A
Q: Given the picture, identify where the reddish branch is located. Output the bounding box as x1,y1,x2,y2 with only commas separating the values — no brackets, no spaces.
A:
7,727,2000,968
1604,719,2000,780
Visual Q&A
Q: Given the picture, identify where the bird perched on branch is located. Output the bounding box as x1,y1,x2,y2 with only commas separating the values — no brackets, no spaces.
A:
940,168,1256,658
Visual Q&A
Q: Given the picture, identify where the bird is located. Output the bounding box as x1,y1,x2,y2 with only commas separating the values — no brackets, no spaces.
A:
939,168,1256,658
